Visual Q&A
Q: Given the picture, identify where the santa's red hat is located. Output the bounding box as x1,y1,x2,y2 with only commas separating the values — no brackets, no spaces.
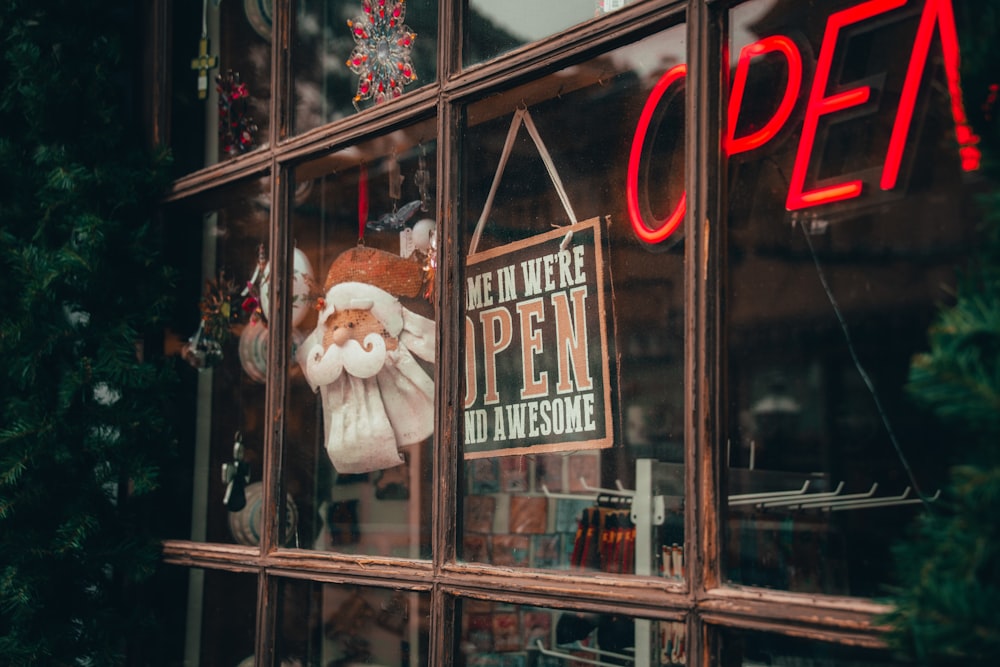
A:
323,246,424,297
319,246,426,338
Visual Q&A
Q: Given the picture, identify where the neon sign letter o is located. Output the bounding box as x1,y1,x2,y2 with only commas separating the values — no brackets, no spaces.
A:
627,63,687,245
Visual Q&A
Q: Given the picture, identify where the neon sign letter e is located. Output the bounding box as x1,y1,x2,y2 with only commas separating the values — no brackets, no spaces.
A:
785,0,907,211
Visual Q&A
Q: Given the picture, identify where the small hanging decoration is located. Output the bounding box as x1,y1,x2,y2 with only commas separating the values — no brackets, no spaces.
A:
191,0,219,99
598,0,632,14
358,161,369,242
240,243,268,323
413,146,432,212
182,320,224,370
243,0,273,41
222,431,252,512
227,481,300,547
414,218,436,302
217,70,258,154
346,0,418,108
366,151,422,233
183,271,237,369
367,200,422,232
235,243,315,382
199,271,238,343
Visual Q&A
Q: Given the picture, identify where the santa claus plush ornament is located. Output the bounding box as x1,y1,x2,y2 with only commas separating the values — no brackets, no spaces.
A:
300,246,435,474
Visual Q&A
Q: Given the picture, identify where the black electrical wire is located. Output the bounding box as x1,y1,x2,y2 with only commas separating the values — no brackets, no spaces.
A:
798,220,932,506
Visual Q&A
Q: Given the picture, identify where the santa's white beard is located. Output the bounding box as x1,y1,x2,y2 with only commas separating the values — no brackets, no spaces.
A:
304,333,387,384
308,342,434,474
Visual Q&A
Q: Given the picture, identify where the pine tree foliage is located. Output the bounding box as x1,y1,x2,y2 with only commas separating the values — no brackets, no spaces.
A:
0,1,176,665
884,3,1000,664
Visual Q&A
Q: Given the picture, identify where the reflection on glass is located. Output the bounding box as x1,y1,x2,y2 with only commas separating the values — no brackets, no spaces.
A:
283,119,437,556
162,177,272,544
147,566,258,666
276,579,430,666
458,600,685,666
171,0,271,175
293,0,439,131
459,26,686,576
465,0,637,66
718,628,909,666
724,0,980,595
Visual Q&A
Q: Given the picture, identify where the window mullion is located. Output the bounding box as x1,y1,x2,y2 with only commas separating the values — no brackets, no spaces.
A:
686,0,726,602
433,96,461,571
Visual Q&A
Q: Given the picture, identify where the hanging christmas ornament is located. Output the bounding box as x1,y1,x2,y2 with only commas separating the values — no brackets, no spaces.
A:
227,481,299,546
413,146,432,212
243,0,273,41
398,215,436,300
598,0,632,14
241,243,268,323
346,0,418,108
183,271,237,369
182,320,225,370
257,247,317,329
388,150,403,202
222,431,252,511
238,318,269,383
368,200,422,232
366,151,422,232
217,70,258,154
199,271,238,342
191,0,219,99
413,218,436,302
299,246,435,474
358,161,369,240
238,318,307,383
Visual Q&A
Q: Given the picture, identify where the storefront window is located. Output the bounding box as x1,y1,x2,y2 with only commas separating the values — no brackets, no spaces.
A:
292,0,439,130
276,579,430,665
171,0,272,175
162,176,273,544
458,600,685,666
149,0,993,663
459,24,687,576
283,118,437,557
464,0,640,66
723,0,981,596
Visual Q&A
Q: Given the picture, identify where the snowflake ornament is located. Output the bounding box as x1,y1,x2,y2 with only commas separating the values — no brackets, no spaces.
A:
346,0,418,107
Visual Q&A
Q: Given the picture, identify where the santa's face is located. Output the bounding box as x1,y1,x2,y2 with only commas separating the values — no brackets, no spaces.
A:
305,307,397,384
322,309,398,352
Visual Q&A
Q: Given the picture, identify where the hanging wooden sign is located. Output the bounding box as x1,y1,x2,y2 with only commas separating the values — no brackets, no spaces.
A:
463,216,614,458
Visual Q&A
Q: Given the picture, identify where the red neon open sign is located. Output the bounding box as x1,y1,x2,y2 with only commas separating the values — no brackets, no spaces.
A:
628,0,982,244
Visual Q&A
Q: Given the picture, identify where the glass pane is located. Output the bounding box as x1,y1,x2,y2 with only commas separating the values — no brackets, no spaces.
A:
161,176,272,544
171,0,271,175
293,0,439,130
144,566,258,666
276,579,430,666
716,628,912,666
465,0,639,66
459,25,686,576
724,0,982,596
458,599,685,666
284,118,437,556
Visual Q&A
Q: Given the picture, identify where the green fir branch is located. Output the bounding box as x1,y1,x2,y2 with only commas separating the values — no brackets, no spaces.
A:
0,1,177,665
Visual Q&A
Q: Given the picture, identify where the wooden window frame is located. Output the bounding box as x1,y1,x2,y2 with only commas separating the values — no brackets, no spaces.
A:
152,1,896,664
